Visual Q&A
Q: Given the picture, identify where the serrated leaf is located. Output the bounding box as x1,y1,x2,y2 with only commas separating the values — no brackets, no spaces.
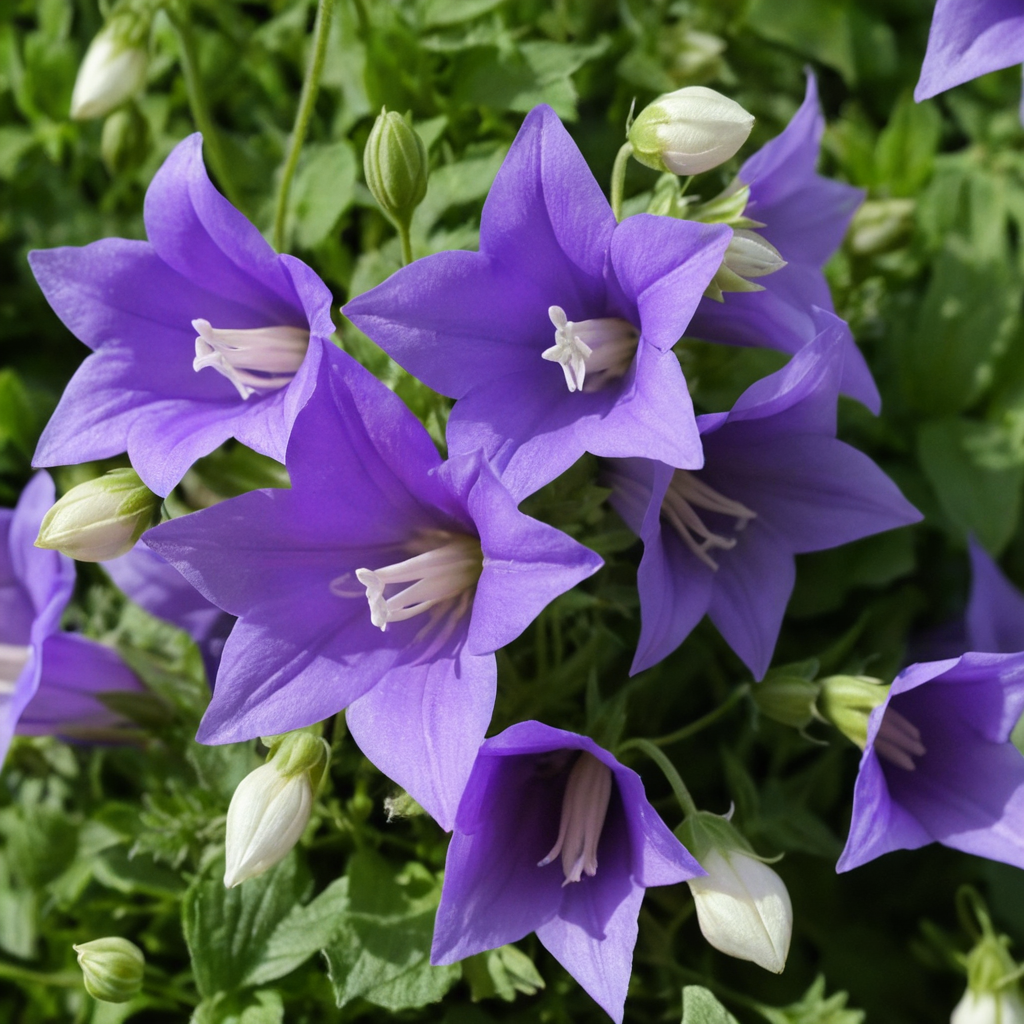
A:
191,989,284,1024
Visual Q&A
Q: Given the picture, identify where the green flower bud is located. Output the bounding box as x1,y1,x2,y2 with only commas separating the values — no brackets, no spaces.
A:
36,468,161,562
101,104,150,176
363,108,428,230
752,671,821,730
817,675,889,749
73,937,145,1003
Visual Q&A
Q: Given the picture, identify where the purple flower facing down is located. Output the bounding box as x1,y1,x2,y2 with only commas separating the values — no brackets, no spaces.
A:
607,315,921,680
916,0,1024,114
0,473,141,759
344,104,732,502
105,540,235,684
431,721,702,1023
687,73,877,413
837,651,1024,873
145,347,603,829
966,537,1024,654
29,134,335,497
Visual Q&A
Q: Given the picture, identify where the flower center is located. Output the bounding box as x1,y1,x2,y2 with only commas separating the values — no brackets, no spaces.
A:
542,306,639,393
874,707,925,771
192,319,310,400
0,642,30,697
538,751,613,886
662,470,757,570
354,531,483,632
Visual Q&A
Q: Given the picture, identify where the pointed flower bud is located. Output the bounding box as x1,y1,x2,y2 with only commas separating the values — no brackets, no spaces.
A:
953,907,1024,1024
628,86,754,177
73,937,145,1003
224,731,329,887
70,18,148,121
677,811,792,974
36,469,161,562
363,107,428,230
817,675,889,749
753,663,822,731
101,105,150,176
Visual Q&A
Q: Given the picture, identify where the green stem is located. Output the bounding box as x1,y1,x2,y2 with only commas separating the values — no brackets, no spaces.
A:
610,141,633,222
170,15,243,211
643,685,749,749
397,220,413,266
272,0,338,252
616,737,697,817
0,961,81,988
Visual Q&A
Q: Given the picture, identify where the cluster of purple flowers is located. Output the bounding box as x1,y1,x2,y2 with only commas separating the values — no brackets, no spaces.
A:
13,55,1024,1019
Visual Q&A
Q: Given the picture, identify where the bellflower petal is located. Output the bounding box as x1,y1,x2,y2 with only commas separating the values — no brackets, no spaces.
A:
966,537,1024,653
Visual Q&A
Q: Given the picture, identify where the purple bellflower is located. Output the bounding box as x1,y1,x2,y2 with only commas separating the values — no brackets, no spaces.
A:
145,347,603,829
686,74,878,413
105,540,235,684
29,134,334,497
837,651,1024,873
431,721,702,1023
916,1,1024,118
344,104,732,502
966,536,1024,654
606,315,921,680
1,472,141,759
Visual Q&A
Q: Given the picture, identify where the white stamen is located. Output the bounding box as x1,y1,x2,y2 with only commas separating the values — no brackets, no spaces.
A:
874,707,926,771
542,306,639,393
662,470,757,571
354,531,482,632
538,751,613,886
0,643,30,697
192,319,310,400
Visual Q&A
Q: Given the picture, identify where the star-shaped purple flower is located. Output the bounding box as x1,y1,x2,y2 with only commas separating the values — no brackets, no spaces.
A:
606,314,921,680
344,104,732,502
29,133,335,497
686,73,877,413
145,347,603,828
1,472,141,759
431,721,701,1023
837,651,1024,873
916,0,1024,117
966,536,1024,654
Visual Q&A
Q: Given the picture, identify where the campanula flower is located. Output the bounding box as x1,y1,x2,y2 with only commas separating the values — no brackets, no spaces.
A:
966,537,1024,654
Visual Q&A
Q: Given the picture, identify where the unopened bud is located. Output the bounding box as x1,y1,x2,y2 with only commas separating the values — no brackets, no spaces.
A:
629,86,754,177
817,675,888,749
953,990,1024,1024
848,198,915,256
70,19,148,121
36,469,161,562
363,108,428,230
224,731,329,887
953,927,1024,1024
101,104,150,176
677,812,792,974
753,671,821,731
73,937,144,1003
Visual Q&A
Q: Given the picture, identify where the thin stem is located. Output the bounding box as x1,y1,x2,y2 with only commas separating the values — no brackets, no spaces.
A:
610,141,633,222
678,174,695,197
272,0,338,252
645,685,749,748
616,737,697,817
397,220,413,266
0,961,81,988
170,15,243,211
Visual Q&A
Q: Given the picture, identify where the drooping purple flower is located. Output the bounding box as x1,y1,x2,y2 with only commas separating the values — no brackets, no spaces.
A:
431,721,702,1023
915,0,1024,118
966,536,1024,654
606,314,921,680
145,347,603,829
105,540,235,684
1,472,141,759
686,73,878,413
344,104,732,502
29,133,334,497
837,651,1024,873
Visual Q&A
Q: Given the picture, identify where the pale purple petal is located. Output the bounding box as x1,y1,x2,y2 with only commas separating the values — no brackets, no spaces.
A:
966,537,1024,653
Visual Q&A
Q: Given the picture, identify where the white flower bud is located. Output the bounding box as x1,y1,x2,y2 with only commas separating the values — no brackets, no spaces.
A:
73,937,145,1003
723,230,786,279
36,469,161,562
70,22,148,121
629,86,754,177
952,990,1024,1024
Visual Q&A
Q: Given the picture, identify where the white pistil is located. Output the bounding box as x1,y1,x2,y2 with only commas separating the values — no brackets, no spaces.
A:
192,319,310,400
354,532,482,632
538,751,613,886
0,643,30,697
662,470,757,571
542,306,639,394
874,707,926,771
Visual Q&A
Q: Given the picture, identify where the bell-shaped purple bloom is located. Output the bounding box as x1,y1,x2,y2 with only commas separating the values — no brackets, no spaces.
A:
837,651,1024,872
431,720,702,1023
966,537,1024,654
1,472,141,759
606,314,921,680
687,74,877,413
105,540,235,683
344,104,732,502
29,134,335,497
916,0,1024,118
145,347,603,829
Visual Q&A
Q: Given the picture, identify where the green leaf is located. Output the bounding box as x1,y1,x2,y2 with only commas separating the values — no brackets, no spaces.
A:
411,146,507,239
463,944,544,1003
419,0,507,29
682,985,740,1024
873,92,942,198
758,975,865,1024
93,845,186,898
191,989,285,1024
290,141,357,250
